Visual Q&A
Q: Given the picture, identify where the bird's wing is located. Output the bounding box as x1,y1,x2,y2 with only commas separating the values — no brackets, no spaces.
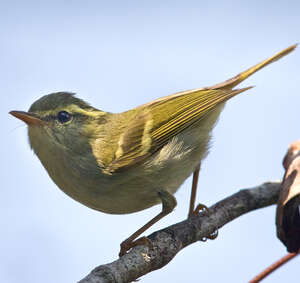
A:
104,44,296,173
104,87,250,173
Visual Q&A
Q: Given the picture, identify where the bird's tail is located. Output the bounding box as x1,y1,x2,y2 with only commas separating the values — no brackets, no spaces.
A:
209,44,297,90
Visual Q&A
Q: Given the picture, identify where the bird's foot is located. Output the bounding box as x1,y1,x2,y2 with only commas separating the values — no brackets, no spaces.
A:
189,203,219,241
119,236,152,257
193,203,209,215
200,229,218,242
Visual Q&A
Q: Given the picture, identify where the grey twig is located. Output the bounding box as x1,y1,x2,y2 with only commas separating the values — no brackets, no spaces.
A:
79,181,281,283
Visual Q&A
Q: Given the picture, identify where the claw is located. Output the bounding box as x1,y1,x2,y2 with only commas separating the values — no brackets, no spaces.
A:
208,229,218,239
200,229,218,242
190,203,219,242
193,203,209,215
119,236,152,257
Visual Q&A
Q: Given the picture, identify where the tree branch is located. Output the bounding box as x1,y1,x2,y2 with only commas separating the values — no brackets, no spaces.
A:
79,181,281,283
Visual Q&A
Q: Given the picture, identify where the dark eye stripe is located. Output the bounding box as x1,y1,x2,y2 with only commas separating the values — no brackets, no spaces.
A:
42,112,90,123
42,115,56,121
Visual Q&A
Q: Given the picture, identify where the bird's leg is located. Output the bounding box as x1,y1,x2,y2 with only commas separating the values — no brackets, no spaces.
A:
188,164,202,217
119,190,177,257
187,163,218,240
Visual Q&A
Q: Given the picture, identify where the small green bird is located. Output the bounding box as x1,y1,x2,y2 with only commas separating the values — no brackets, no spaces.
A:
10,45,296,256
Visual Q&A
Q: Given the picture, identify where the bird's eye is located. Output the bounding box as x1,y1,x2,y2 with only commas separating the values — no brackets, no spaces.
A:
57,111,72,123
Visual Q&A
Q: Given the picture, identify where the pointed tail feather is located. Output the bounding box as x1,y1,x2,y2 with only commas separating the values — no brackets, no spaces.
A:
209,44,297,90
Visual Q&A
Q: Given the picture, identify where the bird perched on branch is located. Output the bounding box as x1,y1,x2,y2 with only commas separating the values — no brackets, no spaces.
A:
10,44,296,256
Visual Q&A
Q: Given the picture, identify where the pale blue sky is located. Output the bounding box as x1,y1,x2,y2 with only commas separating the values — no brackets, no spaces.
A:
1,1,300,282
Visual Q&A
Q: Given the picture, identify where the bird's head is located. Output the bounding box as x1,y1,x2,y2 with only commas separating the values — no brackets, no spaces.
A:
10,92,107,155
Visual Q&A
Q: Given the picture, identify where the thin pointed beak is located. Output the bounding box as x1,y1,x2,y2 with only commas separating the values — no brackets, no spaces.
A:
9,111,45,126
